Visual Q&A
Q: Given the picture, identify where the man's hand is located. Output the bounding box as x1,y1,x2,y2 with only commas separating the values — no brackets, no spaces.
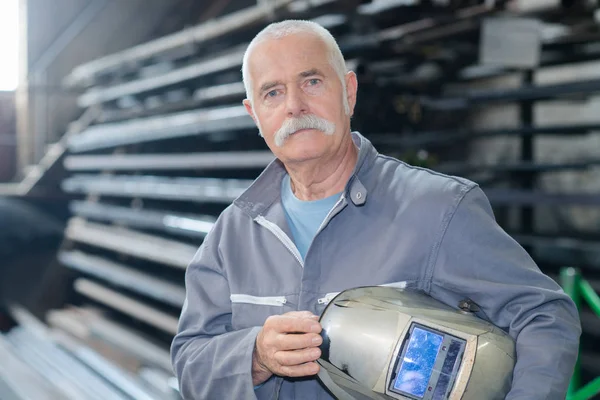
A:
252,311,323,386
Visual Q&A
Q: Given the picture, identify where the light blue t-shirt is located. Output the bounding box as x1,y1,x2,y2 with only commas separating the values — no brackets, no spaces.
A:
281,174,341,260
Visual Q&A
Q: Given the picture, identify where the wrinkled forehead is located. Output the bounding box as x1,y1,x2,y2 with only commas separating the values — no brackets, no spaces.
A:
247,33,334,87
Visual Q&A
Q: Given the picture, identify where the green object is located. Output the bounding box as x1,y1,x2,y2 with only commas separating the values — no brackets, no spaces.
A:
580,279,600,317
561,267,600,400
570,378,600,400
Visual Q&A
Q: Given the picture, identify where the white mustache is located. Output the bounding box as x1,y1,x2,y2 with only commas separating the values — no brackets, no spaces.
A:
274,114,336,147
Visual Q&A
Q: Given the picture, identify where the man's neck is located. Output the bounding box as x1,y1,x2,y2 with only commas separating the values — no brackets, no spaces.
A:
285,135,358,201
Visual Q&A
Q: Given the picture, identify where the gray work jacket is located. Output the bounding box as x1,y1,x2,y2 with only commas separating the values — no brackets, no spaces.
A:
171,132,581,400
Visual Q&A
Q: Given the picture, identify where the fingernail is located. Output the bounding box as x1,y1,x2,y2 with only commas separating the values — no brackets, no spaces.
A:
312,336,322,345
311,324,321,333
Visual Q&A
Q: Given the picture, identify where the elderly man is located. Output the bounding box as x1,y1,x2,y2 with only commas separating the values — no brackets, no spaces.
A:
171,20,581,399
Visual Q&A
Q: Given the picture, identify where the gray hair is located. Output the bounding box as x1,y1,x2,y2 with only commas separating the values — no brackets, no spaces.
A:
242,20,349,114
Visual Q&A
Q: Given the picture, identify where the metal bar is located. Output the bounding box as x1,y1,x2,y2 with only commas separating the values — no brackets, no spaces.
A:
421,79,600,110
513,235,600,255
0,334,64,400
6,328,125,400
94,81,247,124
67,106,254,153
47,308,173,372
61,175,252,203
438,160,600,175
193,81,246,102
64,151,274,171
59,250,186,307
483,188,600,206
368,123,600,148
74,278,179,335
69,200,216,238
65,0,294,86
77,47,246,107
5,315,132,400
52,331,163,400
65,218,197,269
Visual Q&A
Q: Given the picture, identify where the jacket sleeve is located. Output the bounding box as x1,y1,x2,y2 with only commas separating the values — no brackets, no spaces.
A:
170,227,260,400
427,185,581,400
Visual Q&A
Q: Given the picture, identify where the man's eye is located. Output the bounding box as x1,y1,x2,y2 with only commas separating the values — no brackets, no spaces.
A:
266,90,278,97
309,79,320,85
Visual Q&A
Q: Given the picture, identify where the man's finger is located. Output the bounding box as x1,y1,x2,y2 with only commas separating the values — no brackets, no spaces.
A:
275,332,322,351
267,315,321,334
275,347,321,366
279,362,320,378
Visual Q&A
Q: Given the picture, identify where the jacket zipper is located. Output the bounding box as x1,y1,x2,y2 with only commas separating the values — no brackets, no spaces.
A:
254,215,304,267
315,194,346,235
230,294,287,306
317,292,340,305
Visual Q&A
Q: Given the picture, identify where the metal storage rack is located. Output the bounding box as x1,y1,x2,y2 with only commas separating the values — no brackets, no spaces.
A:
3,1,600,398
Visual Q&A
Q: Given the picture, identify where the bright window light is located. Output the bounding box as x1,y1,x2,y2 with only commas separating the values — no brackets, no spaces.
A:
0,0,19,91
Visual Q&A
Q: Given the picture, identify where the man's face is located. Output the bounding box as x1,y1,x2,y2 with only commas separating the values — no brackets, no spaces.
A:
243,33,357,164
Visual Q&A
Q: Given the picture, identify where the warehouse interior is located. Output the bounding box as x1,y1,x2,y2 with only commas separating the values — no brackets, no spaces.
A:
1,0,600,399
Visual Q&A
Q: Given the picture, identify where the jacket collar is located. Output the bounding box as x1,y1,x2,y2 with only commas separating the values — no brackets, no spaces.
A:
233,131,378,219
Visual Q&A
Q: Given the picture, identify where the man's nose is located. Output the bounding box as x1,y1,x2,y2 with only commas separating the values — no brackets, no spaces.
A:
285,88,309,118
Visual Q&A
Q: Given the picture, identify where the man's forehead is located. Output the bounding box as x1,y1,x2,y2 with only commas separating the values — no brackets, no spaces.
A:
249,39,332,87
249,35,330,71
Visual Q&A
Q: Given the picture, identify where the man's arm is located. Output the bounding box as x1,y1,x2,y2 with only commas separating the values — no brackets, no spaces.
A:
170,232,262,399
427,185,581,400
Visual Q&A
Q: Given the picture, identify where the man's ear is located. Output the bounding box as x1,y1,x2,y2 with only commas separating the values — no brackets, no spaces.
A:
243,99,257,124
345,71,358,117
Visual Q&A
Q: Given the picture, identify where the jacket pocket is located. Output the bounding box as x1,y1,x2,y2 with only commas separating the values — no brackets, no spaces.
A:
230,294,287,306
230,294,289,330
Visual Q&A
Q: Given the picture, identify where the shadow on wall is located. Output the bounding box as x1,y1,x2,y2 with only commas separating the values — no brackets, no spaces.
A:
0,197,68,320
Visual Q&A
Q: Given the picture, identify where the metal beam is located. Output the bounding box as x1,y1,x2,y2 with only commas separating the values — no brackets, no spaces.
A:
69,200,216,238
4,326,128,400
484,188,600,206
369,123,600,148
62,175,252,203
420,78,600,110
67,106,254,153
47,307,173,372
0,335,65,400
64,151,274,171
73,279,179,335
77,47,246,107
59,250,186,308
438,159,600,176
65,218,197,269
50,331,165,400
510,233,600,255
